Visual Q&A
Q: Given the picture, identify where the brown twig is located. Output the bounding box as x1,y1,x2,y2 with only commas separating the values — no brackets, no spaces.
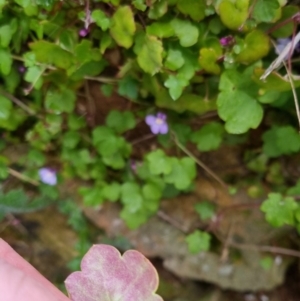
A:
172,132,227,188
8,168,39,186
0,90,37,116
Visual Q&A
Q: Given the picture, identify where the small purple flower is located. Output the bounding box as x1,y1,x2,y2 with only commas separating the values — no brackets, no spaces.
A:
275,38,291,56
275,38,300,58
145,112,168,135
220,36,234,47
18,66,26,73
79,28,89,37
39,167,57,185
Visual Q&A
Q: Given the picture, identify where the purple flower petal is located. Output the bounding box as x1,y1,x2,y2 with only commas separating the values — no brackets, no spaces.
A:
157,112,166,121
158,123,168,134
145,113,169,135
150,123,161,134
79,28,89,37
39,168,57,186
145,115,156,126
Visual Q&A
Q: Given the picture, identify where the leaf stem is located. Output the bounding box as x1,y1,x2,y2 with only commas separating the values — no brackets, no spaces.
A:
171,132,227,188
8,168,39,186
0,90,37,116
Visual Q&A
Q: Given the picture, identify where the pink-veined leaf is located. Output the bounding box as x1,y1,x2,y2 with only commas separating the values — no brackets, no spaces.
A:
64,244,163,301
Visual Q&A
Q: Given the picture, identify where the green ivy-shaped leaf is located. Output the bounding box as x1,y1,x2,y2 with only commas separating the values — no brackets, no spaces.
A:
252,0,280,23
146,149,172,175
0,95,13,120
105,110,136,133
191,122,224,151
262,126,300,157
236,30,270,63
164,75,187,100
218,0,249,30
171,18,199,47
199,48,221,74
91,9,111,31
102,182,121,202
148,0,168,19
0,19,17,48
45,88,76,113
137,35,163,75
165,48,185,71
217,90,263,133
177,0,206,21
186,230,211,253
29,40,72,69
164,157,196,190
261,193,298,227
146,22,175,38
110,6,136,48
195,202,216,220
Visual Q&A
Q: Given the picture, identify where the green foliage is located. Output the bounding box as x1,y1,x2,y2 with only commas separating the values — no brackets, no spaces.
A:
261,193,298,227
217,69,263,134
195,201,216,220
186,230,211,253
110,6,135,48
191,122,224,151
0,0,298,246
0,188,53,220
262,126,300,157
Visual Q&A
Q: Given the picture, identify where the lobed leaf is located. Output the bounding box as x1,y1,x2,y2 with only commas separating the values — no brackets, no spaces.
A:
110,6,136,48
65,244,163,301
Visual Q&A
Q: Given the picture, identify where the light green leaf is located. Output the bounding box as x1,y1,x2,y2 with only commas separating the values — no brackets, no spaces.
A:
164,75,187,100
148,0,168,19
219,0,249,30
177,0,206,21
0,49,12,75
45,88,76,113
0,95,12,120
164,157,196,190
110,6,136,48
146,22,175,38
142,182,162,201
105,110,136,133
146,149,172,175
262,126,300,157
102,182,121,201
91,9,111,31
261,193,298,227
199,48,221,74
195,202,216,221
62,131,81,149
24,66,44,90
236,30,270,63
0,19,17,48
92,126,115,146
217,90,263,134
171,18,199,47
79,187,104,206
252,0,280,23
133,0,147,11
191,122,224,151
137,35,163,75
30,40,72,69
121,182,143,212
117,76,139,100
165,48,185,71
186,230,211,253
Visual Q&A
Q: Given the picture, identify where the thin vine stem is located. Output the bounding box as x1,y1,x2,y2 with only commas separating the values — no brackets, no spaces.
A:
171,131,227,188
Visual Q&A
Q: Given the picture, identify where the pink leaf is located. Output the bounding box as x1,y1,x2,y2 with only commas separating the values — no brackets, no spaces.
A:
65,244,163,301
